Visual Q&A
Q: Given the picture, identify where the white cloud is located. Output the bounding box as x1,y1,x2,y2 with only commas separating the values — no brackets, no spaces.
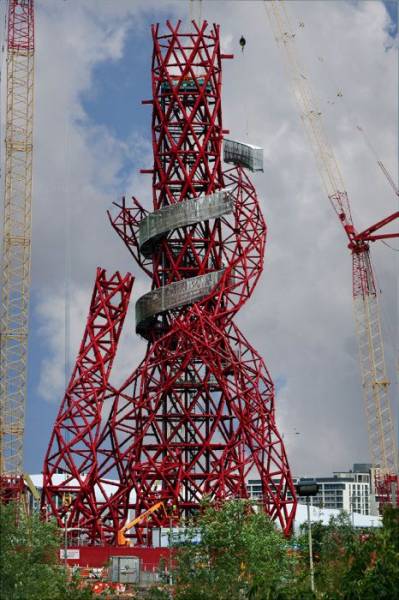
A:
30,0,397,477
35,279,147,403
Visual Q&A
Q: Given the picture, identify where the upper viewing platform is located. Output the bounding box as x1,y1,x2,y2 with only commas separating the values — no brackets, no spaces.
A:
224,139,264,172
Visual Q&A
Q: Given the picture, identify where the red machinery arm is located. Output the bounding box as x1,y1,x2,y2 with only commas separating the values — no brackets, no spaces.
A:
355,211,399,244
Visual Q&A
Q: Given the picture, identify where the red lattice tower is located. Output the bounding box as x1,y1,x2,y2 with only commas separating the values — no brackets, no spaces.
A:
41,20,296,544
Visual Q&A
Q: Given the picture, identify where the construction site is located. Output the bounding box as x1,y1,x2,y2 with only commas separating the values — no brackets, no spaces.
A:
0,0,398,597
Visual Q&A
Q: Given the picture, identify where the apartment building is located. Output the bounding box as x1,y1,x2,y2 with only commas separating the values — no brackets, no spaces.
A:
246,463,379,516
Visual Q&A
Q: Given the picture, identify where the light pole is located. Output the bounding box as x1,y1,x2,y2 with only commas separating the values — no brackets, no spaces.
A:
168,504,176,585
62,493,72,569
169,515,172,584
391,479,398,508
296,480,319,595
306,497,315,593
64,513,68,568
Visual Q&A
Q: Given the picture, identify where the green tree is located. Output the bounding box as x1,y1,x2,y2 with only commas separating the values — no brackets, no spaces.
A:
173,499,298,600
298,512,362,596
297,508,399,599
0,503,94,600
143,586,171,599
339,506,399,600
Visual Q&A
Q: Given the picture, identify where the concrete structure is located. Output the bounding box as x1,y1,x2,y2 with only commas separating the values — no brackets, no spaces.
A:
293,503,381,532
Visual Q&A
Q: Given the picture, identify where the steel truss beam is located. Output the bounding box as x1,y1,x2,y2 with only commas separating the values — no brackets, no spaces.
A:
0,0,34,494
41,269,133,541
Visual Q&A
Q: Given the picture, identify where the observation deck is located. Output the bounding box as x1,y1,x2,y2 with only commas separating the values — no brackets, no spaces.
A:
224,138,264,172
139,189,233,257
136,270,225,337
136,189,233,338
160,76,213,93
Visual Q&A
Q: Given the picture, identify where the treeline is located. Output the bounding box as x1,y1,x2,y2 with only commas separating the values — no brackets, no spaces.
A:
1,499,398,599
0,504,93,600
147,499,399,600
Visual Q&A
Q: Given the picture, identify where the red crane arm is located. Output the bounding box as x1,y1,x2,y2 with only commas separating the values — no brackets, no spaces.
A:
356,211,399,243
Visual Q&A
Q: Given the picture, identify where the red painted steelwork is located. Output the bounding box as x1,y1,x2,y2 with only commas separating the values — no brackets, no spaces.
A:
42,20,296,544
376,474,399,509
7,0,34,52
101,20,295,542
62,546,171,571
41,269,133,541
0,475,24,503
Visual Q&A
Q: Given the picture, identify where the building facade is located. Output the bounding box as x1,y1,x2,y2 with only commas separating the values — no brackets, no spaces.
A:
247,463,379,516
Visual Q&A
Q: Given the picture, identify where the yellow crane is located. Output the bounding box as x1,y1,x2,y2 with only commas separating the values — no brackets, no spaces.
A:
117,501,168,546
0,0,34,500
264,0,398,503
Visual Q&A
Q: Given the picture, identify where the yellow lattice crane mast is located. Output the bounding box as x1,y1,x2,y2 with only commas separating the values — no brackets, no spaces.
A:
264,0,398,506
0,0,34,501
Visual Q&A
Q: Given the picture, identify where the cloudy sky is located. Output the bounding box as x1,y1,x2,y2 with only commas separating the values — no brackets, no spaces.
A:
1,0,396,478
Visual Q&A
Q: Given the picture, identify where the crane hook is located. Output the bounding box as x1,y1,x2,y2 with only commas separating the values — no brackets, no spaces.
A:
239,35,246,52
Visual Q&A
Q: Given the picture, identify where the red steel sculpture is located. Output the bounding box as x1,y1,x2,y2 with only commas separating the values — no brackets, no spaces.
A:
41,269,133,541
42,20,296,544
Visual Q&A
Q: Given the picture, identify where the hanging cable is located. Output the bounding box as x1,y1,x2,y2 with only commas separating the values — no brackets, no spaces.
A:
64,114,71,417
381,240,399,252
189,0,202,25
240,37,249,140
295,20,398,199
313,42,399,381
356,126,399,197
294,11,399,386
372,244,399,386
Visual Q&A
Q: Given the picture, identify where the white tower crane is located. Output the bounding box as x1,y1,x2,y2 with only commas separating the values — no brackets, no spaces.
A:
264,0,398,506
0,0,34,501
